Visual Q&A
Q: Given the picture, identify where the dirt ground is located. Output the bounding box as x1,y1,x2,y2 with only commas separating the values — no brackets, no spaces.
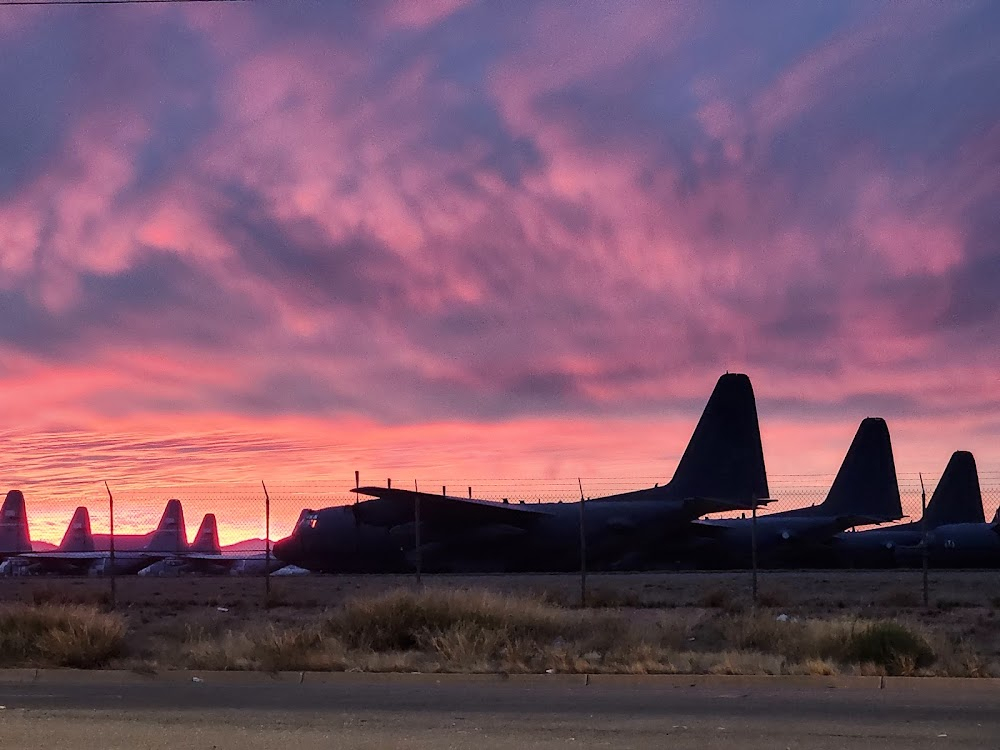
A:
4,571,1000,674
2,569,999,611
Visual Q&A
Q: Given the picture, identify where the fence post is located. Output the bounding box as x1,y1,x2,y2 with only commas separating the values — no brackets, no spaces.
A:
414,481,422,587
750,494,758,609
262,481,271,606
104,481,116,611
578,478,587,608
920,473,929,608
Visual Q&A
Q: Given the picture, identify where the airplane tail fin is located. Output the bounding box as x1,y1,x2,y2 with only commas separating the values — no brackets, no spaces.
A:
818,418,902,521
923,451,984,527
191,513,222,555
667,373,769,504
0,490,31,554
144,499,188,553
59,506,95,552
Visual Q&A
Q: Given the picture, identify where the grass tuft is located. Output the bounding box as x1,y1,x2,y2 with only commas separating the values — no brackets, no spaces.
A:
842,621,934,674
0,604,126,668
0,588,969,675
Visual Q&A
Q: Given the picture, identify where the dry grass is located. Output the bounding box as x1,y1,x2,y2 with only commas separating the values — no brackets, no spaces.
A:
0,604,126,668
113,588,975,676
711,613,936,674
3,582,998,676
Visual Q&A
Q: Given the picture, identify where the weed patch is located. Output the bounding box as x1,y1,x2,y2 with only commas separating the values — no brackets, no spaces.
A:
0,604,126,667
841,621,934,674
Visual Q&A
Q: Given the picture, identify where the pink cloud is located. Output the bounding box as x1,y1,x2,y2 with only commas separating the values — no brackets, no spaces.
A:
0,1,998,538
381,0,470,30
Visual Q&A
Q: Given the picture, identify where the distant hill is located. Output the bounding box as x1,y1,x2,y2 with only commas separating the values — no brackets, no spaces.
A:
222,538,270,553
93,534,151,552
31,536,270,553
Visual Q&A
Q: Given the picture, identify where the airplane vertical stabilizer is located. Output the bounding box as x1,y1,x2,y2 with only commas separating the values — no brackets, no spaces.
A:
819,417,902,520
59,506,95,553
924,451,984,527
667,373,769,503
191,514,222,555
0,490,31,554
144,499,188,553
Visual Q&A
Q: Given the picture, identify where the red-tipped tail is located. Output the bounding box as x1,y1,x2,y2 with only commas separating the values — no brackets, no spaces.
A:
59,506,95,552
144,499,188,553
191,513,221,555
0,490,31,554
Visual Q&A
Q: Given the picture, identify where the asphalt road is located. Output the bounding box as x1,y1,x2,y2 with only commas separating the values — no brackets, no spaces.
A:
0,675,995,749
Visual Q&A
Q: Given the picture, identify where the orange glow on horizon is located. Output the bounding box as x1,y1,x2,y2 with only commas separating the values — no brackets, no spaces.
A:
7,410,1000,546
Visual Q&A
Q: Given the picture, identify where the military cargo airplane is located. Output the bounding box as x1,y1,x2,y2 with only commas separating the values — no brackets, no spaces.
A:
0,506,95,576
685,417,904,568
274,372,771,573
136,514,279,576
833,451,984,567
890,454,998,567
3,499,195,576
0,490,32,560
898,512,1000,568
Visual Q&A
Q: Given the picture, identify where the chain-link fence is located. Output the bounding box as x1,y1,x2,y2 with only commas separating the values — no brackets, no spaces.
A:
1,473,999,608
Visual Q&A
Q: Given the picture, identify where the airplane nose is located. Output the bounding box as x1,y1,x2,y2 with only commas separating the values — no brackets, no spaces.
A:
273,536,301,563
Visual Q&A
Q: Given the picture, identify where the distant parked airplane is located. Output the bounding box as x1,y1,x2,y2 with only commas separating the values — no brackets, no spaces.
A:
2,499,189,576
0,490,32,560
833,451,984,567
687,417,903,568
0,506,96,576
274,372,771,573
889,454,999,568
136,514,281,576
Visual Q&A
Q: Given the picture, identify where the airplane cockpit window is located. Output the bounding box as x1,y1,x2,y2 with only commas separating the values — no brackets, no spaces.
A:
302,512,319,529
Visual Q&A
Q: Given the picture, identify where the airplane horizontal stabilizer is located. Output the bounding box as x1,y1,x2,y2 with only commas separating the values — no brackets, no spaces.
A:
682,496,773,516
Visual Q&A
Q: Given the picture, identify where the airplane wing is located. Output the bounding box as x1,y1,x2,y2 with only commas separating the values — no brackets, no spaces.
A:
352,487,552,529
831,514,899,531
594,484,770,513
682,496,772,515
19,550,160,560
691,514,894,543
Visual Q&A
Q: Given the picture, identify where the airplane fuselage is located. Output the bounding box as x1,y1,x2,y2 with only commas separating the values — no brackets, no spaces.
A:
274,496,721,574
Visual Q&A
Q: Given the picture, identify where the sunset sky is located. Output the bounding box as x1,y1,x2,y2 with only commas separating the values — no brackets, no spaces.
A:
1,1,998,544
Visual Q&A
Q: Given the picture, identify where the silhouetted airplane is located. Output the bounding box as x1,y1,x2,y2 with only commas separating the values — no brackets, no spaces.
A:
136,514,282,576
136,513,227,576
889,454,998,567
833,451,984,567
0,506,96,576
899,512,1000,568
0,490,32,559
2,499,191,576
274,372,771,573
686,417,903,568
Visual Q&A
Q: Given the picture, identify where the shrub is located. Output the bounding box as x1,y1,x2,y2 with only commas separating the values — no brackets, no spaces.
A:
0,604,126,668
842,621,934,674
180,623,347,672
328,588,581,652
